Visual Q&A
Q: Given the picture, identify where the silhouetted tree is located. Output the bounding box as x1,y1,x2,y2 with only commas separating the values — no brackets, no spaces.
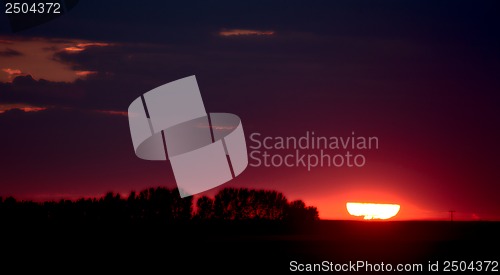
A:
0,187,319,223
4,196,16,206
285,200,319,222
252,190,288,220
172,188,192,221
140,187,173,221
195,196,214,220
213,188,314,221
214,188,253,219
127,191,139,221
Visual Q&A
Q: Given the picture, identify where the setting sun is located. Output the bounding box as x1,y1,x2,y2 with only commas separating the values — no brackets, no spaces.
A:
346,202,400,220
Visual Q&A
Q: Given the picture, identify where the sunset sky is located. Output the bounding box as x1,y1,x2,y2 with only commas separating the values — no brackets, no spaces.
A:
1,1,499,220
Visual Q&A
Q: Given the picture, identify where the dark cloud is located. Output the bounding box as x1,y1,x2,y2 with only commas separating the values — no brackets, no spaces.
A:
2,0,497,48
0,47,22,57
0,75,85,107
1,0,498,113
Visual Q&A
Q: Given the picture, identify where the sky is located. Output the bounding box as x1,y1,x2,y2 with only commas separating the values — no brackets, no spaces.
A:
0,0,499,220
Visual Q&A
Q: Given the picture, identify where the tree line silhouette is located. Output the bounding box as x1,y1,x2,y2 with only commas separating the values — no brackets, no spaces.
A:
0,187,319,223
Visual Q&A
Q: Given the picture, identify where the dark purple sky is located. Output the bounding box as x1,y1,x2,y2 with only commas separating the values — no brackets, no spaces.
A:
0,0,499,220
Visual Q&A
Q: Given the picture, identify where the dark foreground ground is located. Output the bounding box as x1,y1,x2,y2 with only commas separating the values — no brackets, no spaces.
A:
2,220,499,273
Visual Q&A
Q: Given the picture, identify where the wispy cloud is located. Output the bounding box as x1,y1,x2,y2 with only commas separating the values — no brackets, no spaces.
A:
0,103,47,114
64,42,110,53
2,68,22,75
75,70,97,77
219,29,275,37
0,48,23,57
1,68,23,82
93,110,128,116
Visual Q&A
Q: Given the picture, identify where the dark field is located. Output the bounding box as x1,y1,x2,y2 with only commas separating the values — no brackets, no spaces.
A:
3,220,499,273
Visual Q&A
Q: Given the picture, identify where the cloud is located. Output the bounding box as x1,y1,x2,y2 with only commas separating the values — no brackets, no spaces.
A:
0,103,47,113
2,68,22,75
1,68,24,82
63,42,110,53
75,70,97,77
0,71,145,115
92,110,128,116
0,48,23,57
0,32,409,117
0,75,85,108
0,37,111,83
219,29,275,37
